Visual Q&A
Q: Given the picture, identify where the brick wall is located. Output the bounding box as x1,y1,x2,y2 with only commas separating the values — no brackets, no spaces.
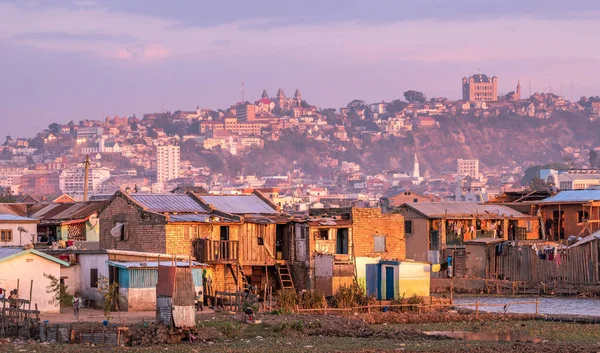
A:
352,208,405,260
99,195,168,253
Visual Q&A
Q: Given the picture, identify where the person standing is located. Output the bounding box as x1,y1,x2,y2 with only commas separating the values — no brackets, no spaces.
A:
72,292,82,321
446,255,453,278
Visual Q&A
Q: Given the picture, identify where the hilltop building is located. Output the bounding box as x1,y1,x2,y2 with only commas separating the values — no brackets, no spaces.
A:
462,74,498,102
274,89,302,111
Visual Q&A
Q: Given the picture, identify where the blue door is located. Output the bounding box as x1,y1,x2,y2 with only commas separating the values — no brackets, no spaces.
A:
385,266,395,300
366,264,378,298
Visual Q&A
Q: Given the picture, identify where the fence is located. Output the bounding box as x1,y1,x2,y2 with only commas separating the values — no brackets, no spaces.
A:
293,299,541,318
489,240,600,285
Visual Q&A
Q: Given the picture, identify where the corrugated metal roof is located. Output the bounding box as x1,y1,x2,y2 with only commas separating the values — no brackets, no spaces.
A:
0,204,27,217
0,248,70,266
403,202,530,218
0,214,38,222
540,190,600,203
106,260,207,269
169,214,212,223
130,194,207,213
0,247,22,260
199,195,278,214
29,202,105,221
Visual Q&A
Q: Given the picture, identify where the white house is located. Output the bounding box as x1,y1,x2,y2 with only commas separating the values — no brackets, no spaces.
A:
0,248,69,313
0,215,39,247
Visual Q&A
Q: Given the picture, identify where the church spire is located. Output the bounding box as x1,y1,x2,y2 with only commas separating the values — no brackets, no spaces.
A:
412,152,420,179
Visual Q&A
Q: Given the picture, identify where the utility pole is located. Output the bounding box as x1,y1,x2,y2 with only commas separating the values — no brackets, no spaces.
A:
83,155,90,201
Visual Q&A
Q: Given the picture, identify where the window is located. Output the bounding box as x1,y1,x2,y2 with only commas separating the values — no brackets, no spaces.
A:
578,211,589,223
258,225,266,245
90,268,98,288
374,235,386,253
220,226,230,241
319,229,329,240
405,220,413,234
1,230,13,242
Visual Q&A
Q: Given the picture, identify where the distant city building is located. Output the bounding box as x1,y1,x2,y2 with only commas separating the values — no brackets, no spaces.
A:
274,88,302,111
20,172,60,195
157,145,180,183
236,103,256,121
462,74,498,102
59,166,111,195
457,159,480,179
541,168,600,190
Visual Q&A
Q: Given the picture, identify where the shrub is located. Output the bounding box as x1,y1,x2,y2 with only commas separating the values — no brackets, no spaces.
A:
299,290,326,309
390,294,424,313
332,283,374,309
277,289,298,312
221,322,241,337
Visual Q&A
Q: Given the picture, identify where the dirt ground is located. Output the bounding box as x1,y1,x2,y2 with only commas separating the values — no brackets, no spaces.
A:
4,309,600,352
39,307,216,324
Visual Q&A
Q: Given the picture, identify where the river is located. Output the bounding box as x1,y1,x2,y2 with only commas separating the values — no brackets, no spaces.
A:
453,296,600,317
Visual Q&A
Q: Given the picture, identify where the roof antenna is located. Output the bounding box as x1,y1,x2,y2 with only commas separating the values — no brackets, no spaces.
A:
241,80,245,103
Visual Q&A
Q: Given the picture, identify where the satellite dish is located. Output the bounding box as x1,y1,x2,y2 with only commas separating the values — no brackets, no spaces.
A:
110,223,124,238
17,226,27,233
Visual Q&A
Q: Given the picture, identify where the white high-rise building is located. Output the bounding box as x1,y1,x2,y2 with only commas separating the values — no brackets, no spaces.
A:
457,159,480,179
59,166,111,195
157,145,180,183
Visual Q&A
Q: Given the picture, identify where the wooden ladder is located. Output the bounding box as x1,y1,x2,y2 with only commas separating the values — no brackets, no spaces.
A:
229,263,251,292
276,263,295,291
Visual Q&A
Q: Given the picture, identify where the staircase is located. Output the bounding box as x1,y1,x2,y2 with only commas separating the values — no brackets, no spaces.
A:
276,263,295,291
228,263,251,292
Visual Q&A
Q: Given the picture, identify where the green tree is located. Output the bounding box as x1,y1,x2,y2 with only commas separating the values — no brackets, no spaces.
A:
530,177,550,191
48,123,61,133
403,90,426,103
386,99,408,114
130,121,138,131
590,149,598,168
45,273,73,308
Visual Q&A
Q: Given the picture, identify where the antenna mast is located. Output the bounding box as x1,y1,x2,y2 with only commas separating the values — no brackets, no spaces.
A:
241,81,245,102
83,155,90,201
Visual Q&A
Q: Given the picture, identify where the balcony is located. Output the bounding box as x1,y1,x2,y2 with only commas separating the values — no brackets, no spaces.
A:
193,239,239,264
446,231,463,246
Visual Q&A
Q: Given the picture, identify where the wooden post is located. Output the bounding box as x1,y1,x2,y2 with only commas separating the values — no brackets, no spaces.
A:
475,301,479,319
367,303,371,314
535,298,539,315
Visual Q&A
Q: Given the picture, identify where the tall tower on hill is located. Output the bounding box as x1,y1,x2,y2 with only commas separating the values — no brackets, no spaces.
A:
412,153,420,179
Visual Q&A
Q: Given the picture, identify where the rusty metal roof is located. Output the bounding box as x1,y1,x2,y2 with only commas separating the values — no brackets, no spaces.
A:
199,195,278,214
130,194,207,213
401,202,531,219
28,201,106,222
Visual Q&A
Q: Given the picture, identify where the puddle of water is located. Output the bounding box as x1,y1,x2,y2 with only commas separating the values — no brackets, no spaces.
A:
424,331,541,343
453,296,600,317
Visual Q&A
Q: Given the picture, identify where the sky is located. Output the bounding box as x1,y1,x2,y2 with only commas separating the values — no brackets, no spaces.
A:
1,0,600,137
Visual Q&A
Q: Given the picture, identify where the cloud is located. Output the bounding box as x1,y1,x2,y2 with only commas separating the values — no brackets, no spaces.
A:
2,1,600,67
114,42,169,59
13,31,136,43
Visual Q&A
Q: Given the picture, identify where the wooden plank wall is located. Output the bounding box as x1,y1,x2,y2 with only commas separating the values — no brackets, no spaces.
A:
238,223,276,264
489,240,600,284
